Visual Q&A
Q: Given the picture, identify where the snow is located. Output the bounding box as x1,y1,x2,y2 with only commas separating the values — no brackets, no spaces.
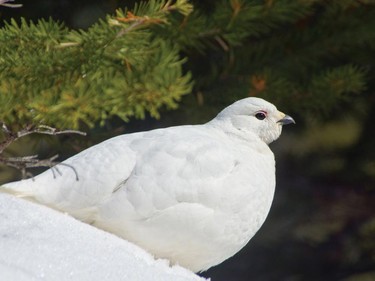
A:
0,193,207,281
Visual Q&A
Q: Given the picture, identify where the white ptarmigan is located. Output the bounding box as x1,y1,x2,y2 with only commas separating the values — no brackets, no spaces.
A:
1,97,294,272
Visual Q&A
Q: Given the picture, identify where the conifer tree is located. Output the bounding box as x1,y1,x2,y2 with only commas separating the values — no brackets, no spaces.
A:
1,0,374,130
0,0,194,129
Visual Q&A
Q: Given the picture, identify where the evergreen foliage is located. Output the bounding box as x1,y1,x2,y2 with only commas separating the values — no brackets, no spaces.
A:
1,0,374,130
155,0,374,116
0,0,193,129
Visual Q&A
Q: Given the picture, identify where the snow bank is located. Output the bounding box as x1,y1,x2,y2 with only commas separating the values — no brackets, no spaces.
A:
0,193,207,281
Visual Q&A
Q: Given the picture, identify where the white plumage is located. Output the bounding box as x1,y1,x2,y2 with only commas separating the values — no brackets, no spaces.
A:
1,97,294,272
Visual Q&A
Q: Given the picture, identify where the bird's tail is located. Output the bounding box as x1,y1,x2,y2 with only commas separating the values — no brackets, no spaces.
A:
1,179,98,223
0,179,35,199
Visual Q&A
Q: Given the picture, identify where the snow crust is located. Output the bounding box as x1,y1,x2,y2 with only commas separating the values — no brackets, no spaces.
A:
0,193,207,281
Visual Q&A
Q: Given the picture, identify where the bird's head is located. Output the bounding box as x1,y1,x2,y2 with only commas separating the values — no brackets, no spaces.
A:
215,97,295,144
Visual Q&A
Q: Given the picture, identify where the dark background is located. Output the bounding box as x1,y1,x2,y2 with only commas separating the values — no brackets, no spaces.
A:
1,1,374,280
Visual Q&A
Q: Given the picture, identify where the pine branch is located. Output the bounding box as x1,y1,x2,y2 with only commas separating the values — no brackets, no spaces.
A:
0,0,193,130
0,0,373,128
155,0,314,52
175,0,374,117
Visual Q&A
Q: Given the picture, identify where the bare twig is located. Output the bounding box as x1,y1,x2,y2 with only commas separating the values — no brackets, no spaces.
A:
17,124,87,138
0,0,22,8
0,123,86,153
0,123,85,180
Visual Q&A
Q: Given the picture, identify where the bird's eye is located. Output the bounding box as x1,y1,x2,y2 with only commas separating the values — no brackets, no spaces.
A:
255,111,267,120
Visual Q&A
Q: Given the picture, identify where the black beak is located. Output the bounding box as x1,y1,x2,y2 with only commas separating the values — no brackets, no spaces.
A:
278,115,295,125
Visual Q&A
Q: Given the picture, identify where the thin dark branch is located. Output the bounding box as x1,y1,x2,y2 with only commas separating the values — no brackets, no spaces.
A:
0,122,86,153
0,154,79,181
54,163,79,181
0,123,85,180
